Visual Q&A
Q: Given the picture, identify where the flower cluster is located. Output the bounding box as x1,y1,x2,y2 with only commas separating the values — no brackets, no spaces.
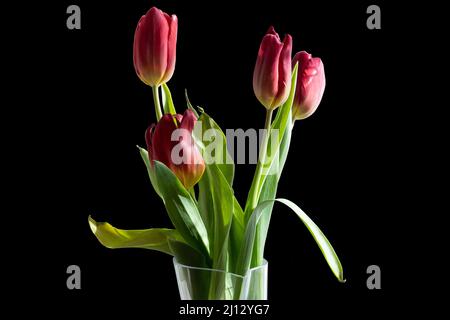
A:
133,7,326,188
89,6,343,301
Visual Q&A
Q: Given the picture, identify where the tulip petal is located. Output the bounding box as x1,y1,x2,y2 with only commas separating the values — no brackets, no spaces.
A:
149,110,205,189
133,15,149,85
162,14,178,83
179,109,197,132
266,26,279,38
273,34,292,108
252,27,293,110
133,7,176,86
149,8,169,85
145,124,155,159
292,51,326,120
253,34,283,108
151,114,178,166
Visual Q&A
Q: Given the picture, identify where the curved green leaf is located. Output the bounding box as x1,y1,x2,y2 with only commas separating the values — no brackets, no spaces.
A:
237,198,345,283
153,160,210,257
88,215,182,255
137,146,162,199
198,163,234,270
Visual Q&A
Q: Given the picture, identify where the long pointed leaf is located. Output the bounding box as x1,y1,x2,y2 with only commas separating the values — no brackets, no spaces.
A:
88,215,181,255
198,163,234,268
161,83,176,115
193,110,243,271
137,146,162,199
196,112,235,186
229,199,245,273
237,198,345,282
153,160,210,257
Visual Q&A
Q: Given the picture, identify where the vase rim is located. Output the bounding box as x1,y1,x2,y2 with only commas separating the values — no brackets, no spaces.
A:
173,257,268,279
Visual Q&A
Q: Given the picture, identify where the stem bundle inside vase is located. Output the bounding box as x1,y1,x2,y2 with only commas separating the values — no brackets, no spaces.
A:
88,5,345,300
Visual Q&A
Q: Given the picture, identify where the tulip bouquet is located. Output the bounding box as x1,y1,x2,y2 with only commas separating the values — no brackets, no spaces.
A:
89,6,344,300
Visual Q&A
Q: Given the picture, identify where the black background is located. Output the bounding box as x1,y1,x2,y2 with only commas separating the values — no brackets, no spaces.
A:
11,0,416,317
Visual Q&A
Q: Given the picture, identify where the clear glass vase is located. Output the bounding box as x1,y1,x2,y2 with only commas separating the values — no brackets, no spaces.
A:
173,258,268,300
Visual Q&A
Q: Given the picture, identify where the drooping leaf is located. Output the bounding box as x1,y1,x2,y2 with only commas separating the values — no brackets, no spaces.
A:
153,160,210,257
276,199,345,282
161,83,176,115
88,215,182,255
237,198,345,283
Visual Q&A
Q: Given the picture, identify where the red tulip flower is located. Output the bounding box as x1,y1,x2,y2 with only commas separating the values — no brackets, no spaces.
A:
133,7,178,87
292,51,325,120
253,26,292,110
145,109,205,189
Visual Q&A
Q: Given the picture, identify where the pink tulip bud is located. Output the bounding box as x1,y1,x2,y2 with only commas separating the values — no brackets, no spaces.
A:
253,26,292,110
145,110,205,189
133,7,178,87
292,51,325,120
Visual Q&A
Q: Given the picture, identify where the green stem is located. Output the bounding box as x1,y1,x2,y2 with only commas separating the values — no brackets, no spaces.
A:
152,85,163,121
248,109,274,214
